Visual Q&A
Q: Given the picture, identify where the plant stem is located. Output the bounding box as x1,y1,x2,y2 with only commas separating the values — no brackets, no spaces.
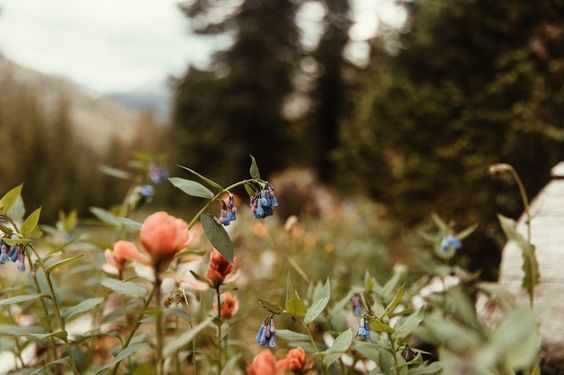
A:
5,304,25,369
298,319,327,375
216,286,222,375
387,333,400,375
25,248,57,363
187,179,255,229
111,286,156,375
155,272,164,375
29,246,79,375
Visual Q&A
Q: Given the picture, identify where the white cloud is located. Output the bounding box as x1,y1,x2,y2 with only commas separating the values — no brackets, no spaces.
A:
0,0,217,93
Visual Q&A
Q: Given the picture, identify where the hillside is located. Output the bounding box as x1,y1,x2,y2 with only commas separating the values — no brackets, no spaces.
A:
0,55,141,152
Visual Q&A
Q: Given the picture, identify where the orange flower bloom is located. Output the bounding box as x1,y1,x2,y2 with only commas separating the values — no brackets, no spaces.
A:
213,292,239,319
140,211,189,266
246,350,288,375
103,241,149,275
286,347,307,371
207,250,234,287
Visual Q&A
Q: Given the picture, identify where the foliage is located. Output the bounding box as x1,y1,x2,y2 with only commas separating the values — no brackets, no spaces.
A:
337,0,564,277
0,157,545,374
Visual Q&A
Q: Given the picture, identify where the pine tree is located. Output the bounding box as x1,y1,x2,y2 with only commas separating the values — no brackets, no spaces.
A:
172,0,301,180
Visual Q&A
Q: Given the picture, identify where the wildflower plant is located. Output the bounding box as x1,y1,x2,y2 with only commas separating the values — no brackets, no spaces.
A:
0,156,543,375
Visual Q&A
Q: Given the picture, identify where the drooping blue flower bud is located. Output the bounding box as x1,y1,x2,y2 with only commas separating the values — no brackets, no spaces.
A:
256,317,276,348
148,163,169,184
139,184,155,198
9,246,19,262
351,294,362,316
357,316,371,340
16,261,25,272
0,243,8,264
439,234,462,253
217,194,237,226
251,184,278,219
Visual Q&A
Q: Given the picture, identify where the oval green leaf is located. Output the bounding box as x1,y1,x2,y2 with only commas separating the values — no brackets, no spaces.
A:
200,213,233,262
169,177,214,199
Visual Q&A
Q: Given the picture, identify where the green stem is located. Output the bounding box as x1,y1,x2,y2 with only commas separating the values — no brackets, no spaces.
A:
216,287,222,375
387,333,400,375
187,179,255,229
155,273,164,375
25,247,57,363
298,319,327,375
29,246,79,375
111,286,156,375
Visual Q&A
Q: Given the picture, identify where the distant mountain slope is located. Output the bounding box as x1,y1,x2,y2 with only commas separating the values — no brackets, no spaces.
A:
104,83,171,122
0,55,141,152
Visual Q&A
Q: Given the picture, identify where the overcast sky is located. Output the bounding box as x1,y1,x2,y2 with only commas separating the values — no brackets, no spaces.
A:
0,0,406,94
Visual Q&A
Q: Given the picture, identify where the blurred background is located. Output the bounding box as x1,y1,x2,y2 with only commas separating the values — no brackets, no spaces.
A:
0,0,563,280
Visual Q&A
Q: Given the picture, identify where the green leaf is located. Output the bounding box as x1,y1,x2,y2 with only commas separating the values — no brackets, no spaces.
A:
384,283,405,317
323,329,353,367
0,324,43,335
101,278,147,298
393,309,424,339
189,270,213,288
97,343,145,373
258,299,283,314
99,165,132,180
21,208,41,237
26,330,68,341
369,318,394,334
31,357,70,374
45,254,83,273
200,213,234,262
456,223,478,240
169,177,214,199
276,329,310,342
63,297,104,320
0,293,47,305
407,362,443,375
162,315,214,358
2,238,32,246
244,182,257,197
431,213,448,232
249,154,261,179
497,214,540,300
90,207,142,230
304,279,330,324
0,184,22,214
285,291,307,318
177,165,222,189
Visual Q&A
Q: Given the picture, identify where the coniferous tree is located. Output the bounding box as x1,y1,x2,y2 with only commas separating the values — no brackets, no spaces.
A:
172,0,301,181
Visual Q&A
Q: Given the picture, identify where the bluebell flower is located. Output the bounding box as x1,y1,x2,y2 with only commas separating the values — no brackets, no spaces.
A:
256,317,276,348
351,294,362,316
357,317,371,340
251,184,278,219
0,243,8,264
2,244,26,272
148,163,169,184
217,194,237,226
439,234,462,253
9,245,19,262
139,184,155,199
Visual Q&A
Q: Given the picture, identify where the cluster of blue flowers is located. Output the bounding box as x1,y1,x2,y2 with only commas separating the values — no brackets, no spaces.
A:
148,163,169,185
217,194,237,226
256,317,276,348
0,242,25,272
357,316,371,340
351,294,362,316
139,185,155,199
439,234,462,253
250,184,278,219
